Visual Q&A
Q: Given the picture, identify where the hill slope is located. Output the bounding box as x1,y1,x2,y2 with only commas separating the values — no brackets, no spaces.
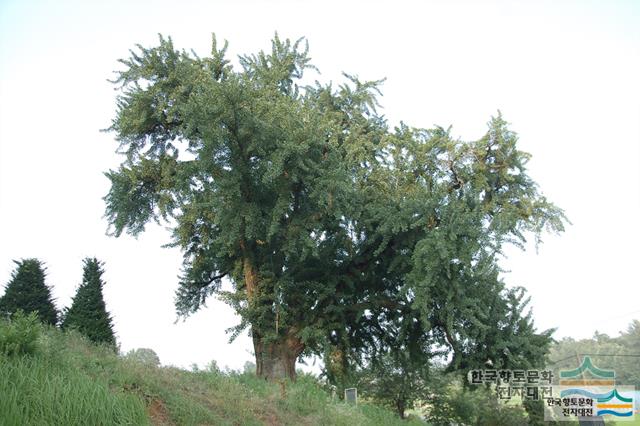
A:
0,322,424,425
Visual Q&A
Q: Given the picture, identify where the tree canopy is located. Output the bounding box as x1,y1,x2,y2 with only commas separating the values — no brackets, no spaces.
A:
0,259,58,326
104,34,566,380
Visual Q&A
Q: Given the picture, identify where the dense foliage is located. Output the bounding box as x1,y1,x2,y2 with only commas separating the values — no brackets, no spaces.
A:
0,310,41,356
0,259,58,325
425,373,530,426
359,350,429,419
61,258,116,346
104,34,566,380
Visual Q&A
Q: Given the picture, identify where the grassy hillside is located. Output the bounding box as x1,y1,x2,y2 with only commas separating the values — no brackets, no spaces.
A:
0,320,424,425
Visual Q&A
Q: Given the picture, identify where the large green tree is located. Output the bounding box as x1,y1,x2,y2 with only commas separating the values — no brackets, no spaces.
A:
0,259,58,325
62,258,116,346
104,34,566,380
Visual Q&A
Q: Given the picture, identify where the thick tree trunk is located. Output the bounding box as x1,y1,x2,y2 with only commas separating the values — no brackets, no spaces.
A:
243,256,304,381
253,331,303,381
396,399,406,419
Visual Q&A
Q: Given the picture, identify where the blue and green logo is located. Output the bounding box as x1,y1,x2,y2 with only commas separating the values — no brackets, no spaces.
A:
559,356,615,386
559,356,634,418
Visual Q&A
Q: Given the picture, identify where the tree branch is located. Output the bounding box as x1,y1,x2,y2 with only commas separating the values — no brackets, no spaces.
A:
195,271,228,289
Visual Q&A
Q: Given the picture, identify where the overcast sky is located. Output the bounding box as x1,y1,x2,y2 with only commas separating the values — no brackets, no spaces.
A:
1,0,638,371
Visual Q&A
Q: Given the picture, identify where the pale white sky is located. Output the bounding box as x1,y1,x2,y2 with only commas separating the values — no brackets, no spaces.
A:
1,0,639,371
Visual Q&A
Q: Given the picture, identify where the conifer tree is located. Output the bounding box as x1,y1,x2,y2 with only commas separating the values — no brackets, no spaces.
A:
62,258,116,346
0,259,58,325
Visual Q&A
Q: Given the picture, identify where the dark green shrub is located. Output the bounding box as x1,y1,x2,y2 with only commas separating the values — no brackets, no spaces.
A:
0,310,42,356
426,375,529,426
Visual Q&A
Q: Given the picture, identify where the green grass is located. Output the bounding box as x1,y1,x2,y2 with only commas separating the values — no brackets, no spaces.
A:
0,326,425,425
0,356,147,425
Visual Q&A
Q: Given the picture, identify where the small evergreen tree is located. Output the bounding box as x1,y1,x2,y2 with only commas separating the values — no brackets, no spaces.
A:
0,259,58,325
62,258,116,346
